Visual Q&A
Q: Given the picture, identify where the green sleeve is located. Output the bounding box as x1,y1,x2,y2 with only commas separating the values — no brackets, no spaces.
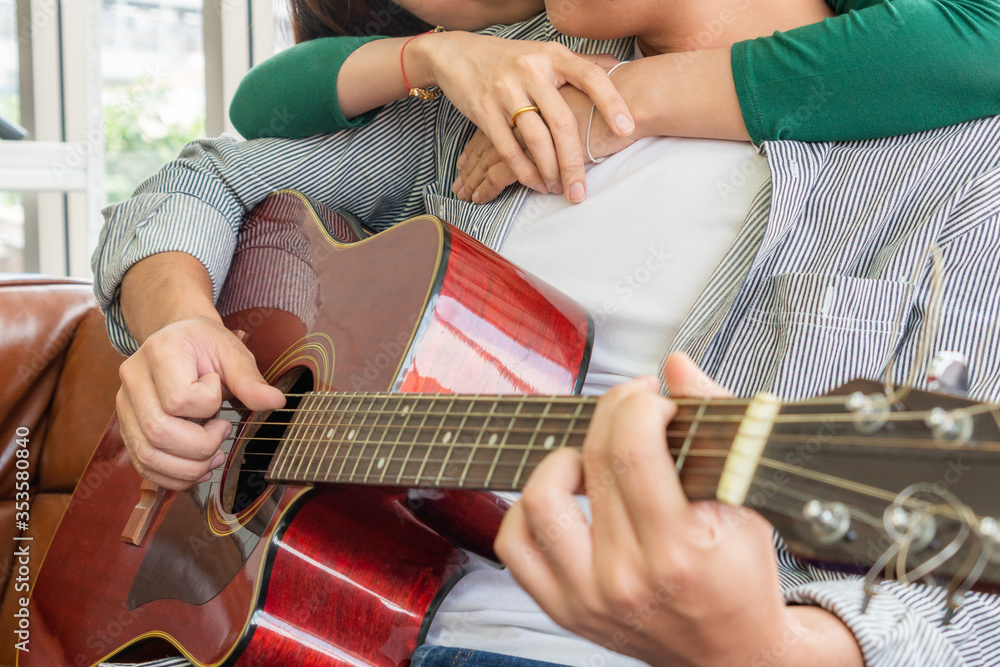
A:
732,0,1000,143
230,35,389,139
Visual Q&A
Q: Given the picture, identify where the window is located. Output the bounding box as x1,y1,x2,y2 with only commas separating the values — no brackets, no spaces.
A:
0,0,24,272
101,0,206,204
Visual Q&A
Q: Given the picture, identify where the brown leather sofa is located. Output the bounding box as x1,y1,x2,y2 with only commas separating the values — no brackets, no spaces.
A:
0,275,125,667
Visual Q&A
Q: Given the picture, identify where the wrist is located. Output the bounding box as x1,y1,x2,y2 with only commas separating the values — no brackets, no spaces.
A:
768,606,864,667
121,252,222,344
403,29,448,91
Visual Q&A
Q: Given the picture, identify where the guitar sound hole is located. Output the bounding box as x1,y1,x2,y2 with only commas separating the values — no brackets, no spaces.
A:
229,368,314,514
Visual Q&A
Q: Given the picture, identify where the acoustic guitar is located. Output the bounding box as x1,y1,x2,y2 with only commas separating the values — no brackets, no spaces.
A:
24,191,1000,667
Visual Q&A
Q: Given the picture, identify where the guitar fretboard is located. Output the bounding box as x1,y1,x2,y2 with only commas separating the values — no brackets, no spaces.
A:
267,392,597,490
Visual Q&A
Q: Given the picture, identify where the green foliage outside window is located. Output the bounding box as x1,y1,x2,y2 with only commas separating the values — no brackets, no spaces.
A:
104,76,204,205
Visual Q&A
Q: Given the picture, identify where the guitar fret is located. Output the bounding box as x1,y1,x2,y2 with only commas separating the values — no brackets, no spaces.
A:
485,399,525,489
290,394,319,480
301,393,332,482
675,401,707,472
272,409,292,479
361,395,393,483
458,397,497,488
414,395,452,486
379,396,412,484
346,395,381,483
434,395,466,486
334,395,365,482
512,400,552,489
309,393,341,482
560,401,585,450
396,396,435,485
319,394,348,482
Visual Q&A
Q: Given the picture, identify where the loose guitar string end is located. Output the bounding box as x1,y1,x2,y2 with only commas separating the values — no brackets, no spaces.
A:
860,583,881,614
940,592,965,626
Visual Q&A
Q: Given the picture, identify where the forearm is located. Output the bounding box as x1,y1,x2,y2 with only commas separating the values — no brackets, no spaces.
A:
337,36,416,120
612,48,750,142
120,252,222,345
734,0,1000,142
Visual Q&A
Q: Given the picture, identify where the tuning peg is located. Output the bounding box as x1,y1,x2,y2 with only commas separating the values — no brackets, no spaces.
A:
979,517,1000,563
927,351,969,395
803,500,851,544
924,407,973,445
845,391,890,433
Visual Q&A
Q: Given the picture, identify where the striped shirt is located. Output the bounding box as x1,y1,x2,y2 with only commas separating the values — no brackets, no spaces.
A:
94,13,1000,667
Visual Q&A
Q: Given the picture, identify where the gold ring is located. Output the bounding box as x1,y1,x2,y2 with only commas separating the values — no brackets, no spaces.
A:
509,105,540,129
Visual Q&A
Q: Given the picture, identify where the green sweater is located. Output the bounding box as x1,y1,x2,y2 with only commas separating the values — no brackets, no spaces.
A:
230,0,1000,144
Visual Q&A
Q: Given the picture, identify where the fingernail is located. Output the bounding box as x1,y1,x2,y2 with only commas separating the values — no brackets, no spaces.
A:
457,186,467,200
616,114,634,135
451,177,461,193
551,182,564,196
533,182,548,194
196,472,212,484
457,154,467,168
472,191,481,204
569,182,586,203
211,452,226,469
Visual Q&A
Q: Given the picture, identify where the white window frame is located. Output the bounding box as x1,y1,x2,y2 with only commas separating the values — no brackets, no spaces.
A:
9,0,104,277
4,0,279,277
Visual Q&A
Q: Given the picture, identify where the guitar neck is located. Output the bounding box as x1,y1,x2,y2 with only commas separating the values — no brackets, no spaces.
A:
265,392,745,498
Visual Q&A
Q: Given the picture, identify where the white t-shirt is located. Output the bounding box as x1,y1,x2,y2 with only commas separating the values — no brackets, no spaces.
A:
425,136,770,666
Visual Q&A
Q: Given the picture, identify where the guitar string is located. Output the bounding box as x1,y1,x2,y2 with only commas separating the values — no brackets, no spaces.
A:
225,432,1000,454
214,415,1000,451
217,399,1000,428
223,448,990,526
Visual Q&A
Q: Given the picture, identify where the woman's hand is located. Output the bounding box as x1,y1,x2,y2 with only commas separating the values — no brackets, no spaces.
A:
407,32,635,203
452,76,642,204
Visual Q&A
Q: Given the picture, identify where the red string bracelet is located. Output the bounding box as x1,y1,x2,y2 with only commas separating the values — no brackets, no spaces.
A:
401,26,445,100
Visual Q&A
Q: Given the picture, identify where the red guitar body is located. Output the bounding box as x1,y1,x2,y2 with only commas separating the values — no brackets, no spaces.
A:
25,192,591,667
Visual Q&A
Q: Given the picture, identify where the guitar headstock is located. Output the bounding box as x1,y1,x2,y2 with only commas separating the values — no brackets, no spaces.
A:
747,380,1000,605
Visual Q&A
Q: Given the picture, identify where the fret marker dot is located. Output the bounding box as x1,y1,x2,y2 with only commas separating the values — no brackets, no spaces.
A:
543,435,555,449
401,406,409,414
348,429,356,440
488,434,498,445
326,429,334,439
377,458,385,469
443,432,453,443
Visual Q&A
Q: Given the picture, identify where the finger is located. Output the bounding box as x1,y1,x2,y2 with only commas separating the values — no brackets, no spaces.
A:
215,336,285,412
511,109,561,194
119,357,231,462
458,142,501,202
577,53,621,70
116,384,224,490
565,58,634,138
586,378,688,554
495,501,568,621
529,84,586,203
472,161,519,205
496,448,594,623
482,111,546,195
582,379,664,576
662,352,732,399
146,339,225,419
